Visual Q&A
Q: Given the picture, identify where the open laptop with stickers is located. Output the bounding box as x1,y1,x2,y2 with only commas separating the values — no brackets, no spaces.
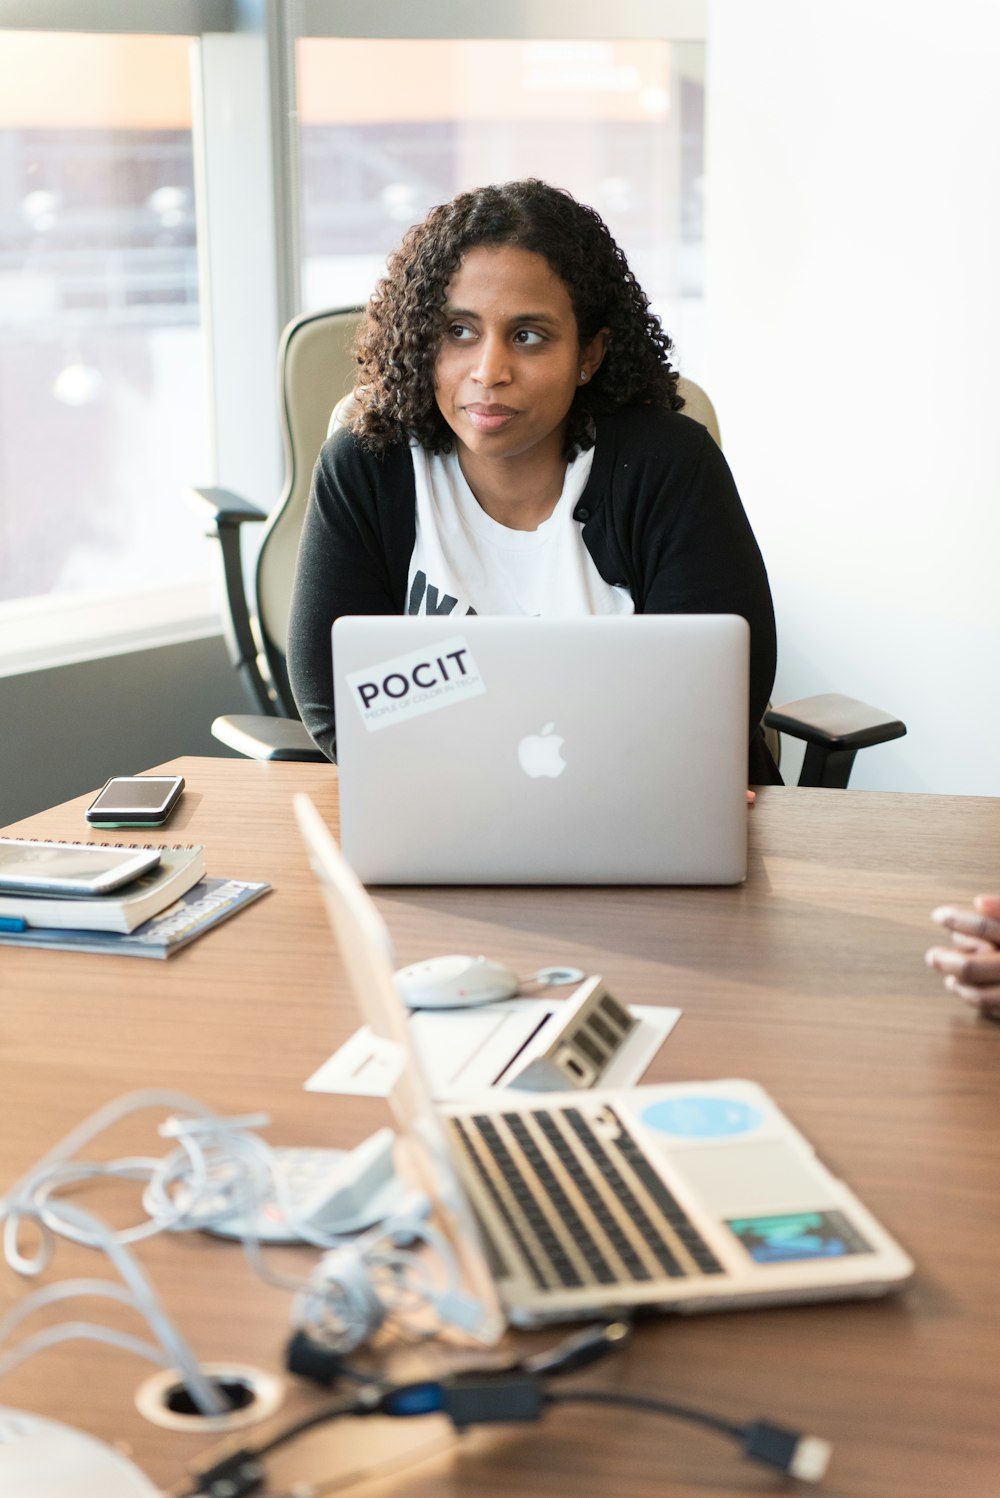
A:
294,793,914,1330
332,615,749,885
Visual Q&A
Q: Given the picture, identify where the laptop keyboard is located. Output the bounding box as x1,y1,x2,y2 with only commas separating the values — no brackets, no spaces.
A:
449,1105,724,1292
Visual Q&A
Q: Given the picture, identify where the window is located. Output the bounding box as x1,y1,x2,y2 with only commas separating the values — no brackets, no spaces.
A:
297,38,705,376
0,29,211,665
0,3,705,675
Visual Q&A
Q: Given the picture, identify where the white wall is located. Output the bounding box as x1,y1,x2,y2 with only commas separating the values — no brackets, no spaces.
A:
0,637,245,829
705,0,1000,793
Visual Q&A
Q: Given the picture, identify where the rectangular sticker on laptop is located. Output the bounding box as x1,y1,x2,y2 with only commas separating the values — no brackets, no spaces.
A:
726,1210,874,1264
345,635,486,732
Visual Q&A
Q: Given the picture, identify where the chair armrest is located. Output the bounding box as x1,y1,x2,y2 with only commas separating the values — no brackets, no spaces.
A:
764,693,906,789
186,486,274,714
186,485,268,531
212,714,328,763
765,693,906,750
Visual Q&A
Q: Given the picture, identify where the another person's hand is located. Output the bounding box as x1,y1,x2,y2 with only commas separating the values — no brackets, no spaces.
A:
925,895,1000,1018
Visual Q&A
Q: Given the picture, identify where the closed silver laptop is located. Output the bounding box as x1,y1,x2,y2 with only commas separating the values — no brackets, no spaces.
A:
333,615,749,885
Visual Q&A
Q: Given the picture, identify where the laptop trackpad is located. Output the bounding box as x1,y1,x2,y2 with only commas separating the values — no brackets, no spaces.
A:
671,1141,838,1218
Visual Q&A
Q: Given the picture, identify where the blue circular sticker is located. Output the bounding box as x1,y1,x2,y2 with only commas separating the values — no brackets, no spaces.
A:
640,1097,764,1139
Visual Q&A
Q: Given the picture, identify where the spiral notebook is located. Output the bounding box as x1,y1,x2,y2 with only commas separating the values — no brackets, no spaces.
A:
0,841,205,932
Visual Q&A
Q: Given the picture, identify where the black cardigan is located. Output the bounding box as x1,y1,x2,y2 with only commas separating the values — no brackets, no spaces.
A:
287,405,780,782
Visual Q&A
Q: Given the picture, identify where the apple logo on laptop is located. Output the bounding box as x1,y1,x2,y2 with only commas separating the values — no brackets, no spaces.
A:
517,722,566,779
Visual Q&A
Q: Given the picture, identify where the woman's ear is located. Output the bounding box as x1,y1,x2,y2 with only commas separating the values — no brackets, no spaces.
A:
578,327,610,385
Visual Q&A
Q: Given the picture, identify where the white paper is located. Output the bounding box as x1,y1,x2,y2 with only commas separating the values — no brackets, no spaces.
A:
305,1000,681,1100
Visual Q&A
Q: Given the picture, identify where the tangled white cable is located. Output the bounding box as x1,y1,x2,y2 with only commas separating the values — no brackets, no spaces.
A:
0,1089,489,1401
293,1210,489,1354
0,1091,239,1415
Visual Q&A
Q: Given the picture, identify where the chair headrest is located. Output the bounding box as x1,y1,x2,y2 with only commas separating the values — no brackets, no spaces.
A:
328,390,360,438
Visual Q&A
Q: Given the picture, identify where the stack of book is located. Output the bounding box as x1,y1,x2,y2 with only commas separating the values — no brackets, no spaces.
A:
0,841,270,958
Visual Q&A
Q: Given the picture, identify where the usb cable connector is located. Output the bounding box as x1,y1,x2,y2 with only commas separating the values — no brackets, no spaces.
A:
742,1421,833,1482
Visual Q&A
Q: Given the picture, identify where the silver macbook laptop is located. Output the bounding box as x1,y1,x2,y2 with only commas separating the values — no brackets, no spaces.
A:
332,615,749,885
294,793,914,1333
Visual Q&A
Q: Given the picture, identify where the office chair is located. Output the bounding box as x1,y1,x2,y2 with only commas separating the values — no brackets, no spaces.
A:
190,306,905,788
188,307,361,764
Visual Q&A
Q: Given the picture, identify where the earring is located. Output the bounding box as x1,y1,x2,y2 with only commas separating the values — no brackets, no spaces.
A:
579,370,589,383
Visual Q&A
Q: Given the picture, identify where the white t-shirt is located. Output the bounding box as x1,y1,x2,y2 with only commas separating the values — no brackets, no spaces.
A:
407,444,635,618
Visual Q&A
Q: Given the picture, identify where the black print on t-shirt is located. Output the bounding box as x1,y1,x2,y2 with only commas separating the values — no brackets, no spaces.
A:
407,569,477,616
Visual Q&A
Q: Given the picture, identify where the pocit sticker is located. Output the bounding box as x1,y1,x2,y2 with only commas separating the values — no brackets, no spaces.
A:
346,634,485,732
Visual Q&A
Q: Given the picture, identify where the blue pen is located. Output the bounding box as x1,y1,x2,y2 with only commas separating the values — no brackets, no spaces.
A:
0,917,28,932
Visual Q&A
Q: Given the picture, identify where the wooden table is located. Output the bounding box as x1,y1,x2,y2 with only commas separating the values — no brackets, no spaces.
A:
1,758,999,1497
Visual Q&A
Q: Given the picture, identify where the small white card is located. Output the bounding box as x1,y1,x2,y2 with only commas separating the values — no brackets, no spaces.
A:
305,1000,681,1101
311,1028,409,1096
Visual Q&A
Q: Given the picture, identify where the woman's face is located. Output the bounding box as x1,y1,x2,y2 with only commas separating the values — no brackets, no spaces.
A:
433,244,606,477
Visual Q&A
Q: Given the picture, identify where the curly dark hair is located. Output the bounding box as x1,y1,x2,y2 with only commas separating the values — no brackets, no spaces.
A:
349,178,683,456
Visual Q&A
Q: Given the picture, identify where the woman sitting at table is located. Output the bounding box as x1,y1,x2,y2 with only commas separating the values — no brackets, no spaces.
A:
287,178,779,782
926,895,1000,1019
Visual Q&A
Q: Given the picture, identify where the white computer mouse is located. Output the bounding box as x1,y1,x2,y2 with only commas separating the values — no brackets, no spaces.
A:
394,954,521,1010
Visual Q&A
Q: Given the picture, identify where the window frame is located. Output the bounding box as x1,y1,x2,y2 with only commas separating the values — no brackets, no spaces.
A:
298,0,707,41
0,2,235,36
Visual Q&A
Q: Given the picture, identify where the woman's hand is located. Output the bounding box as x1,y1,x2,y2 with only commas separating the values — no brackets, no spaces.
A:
925,894,1000,1018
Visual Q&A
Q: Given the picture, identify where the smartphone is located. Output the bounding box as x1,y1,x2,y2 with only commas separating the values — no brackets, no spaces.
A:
85,775,185,828
0,839,161,896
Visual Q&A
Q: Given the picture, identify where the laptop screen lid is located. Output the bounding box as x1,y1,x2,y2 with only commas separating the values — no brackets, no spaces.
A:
293,792,506,1345
332,614,749,886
